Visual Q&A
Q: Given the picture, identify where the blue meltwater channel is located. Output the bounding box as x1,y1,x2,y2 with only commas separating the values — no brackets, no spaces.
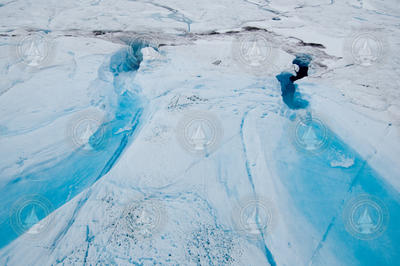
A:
0,42,150,248
273,54,400,265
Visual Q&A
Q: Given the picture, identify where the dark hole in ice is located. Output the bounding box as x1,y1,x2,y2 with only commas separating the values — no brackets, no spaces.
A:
109,40,158,75
276,54,311,109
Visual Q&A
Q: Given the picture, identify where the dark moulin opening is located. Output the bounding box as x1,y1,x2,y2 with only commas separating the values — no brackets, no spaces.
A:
110,40,158,75
276,54,312,109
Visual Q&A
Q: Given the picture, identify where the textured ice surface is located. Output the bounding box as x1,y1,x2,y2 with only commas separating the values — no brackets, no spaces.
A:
0,0,400,265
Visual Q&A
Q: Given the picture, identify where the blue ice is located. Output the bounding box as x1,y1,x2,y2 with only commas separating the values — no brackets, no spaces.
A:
0,42,148,248
269,114,400,265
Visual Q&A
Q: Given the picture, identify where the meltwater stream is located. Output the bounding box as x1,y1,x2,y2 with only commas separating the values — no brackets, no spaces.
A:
0,42,149,248
272,54,400,265
272,124,400,265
